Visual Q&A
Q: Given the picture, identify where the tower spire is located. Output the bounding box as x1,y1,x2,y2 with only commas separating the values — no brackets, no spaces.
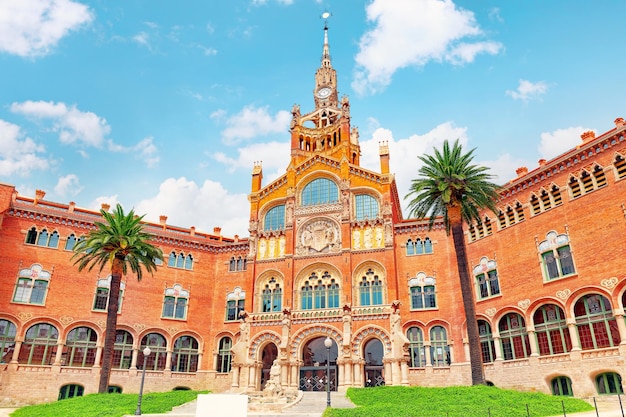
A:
321,11,332,69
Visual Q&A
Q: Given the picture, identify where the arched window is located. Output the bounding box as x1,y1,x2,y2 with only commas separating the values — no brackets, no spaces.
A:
13,264,51,305
533,304,571,355
162,284,189,320
301,178,338,206
36,229,49,246
172,336,199,373
354,194,379,220
93,276,125,312
538,231,576,280
25,227,37,244
176,253,184,268
359,269,383,306
262,278,282,313
0,319,17,364
478,320,495,363
225,287,245,321
217,337,232,373
184,254,193,270
18,323,58,365
64,234,77,251
407,327,425,367
64,327,97,367
58,384,84,400
473,257,501,299
596,372,624,395
423,238,433,253
409,273,437,310
113,330,133,369
430,326,450,367
139,333,167,371
47,231,59,248
574,294,620,350
264,205,285,231
551,376,573,396
406,239,415,255
301,281,313,310
168,252,176,267
499,313,530,360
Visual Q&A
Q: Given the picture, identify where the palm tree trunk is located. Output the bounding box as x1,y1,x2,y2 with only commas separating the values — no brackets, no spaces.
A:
98,255,123,393
449,205,485,385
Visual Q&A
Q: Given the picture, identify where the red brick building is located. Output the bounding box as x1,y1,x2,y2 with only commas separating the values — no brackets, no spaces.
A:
1,26,626,406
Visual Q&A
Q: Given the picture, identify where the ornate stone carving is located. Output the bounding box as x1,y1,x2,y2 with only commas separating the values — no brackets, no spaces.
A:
296,219,341,256
556,289,571,300
133,323,146,332
17,312,33,322
485,308,496,318
59,316,74,326
601,277,618,290
517,299,530,311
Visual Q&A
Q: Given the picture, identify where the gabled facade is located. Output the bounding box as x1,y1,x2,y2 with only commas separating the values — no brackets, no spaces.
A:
0,24,626,406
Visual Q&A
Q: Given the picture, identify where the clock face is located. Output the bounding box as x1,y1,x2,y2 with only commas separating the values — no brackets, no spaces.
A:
317,87,332,99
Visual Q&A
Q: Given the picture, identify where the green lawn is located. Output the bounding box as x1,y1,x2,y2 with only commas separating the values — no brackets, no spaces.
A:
10,390,208,417
323,386,595,417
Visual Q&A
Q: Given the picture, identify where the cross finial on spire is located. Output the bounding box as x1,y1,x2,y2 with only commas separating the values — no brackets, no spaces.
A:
321,10,332,29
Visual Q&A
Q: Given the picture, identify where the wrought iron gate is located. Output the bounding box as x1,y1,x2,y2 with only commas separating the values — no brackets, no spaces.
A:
299,365,336,391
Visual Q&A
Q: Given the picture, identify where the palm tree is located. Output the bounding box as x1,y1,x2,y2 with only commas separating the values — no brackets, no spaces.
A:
404,139,500,385
72,204,163,393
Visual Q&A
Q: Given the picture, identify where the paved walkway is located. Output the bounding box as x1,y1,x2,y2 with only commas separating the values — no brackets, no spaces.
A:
135,391,355,417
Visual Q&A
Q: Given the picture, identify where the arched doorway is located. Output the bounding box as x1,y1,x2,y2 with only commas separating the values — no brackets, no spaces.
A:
299,336,337,391
260,343,278,389
364,338,384,387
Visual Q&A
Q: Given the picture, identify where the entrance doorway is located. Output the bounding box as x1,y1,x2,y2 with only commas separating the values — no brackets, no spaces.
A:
260,342,278,389
299,336,337,391
364,338,384,387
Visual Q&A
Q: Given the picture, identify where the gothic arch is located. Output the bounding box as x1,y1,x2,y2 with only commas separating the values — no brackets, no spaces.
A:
249,331,282,360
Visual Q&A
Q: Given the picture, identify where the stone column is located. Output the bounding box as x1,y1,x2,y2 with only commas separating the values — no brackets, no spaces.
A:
93,345,103,368
130,348,139,369
248,363,257,389
566,319,581,351
165,349,172,371
400,359,409,385
353,361,363,386
10,339,22,364
281,361,289,388
390,359,401,385
231,365,240,388
53,342,64,366
290,361,300,389
527,328,539,356
613,309,626,344
424,343,432,367
492,333,503,361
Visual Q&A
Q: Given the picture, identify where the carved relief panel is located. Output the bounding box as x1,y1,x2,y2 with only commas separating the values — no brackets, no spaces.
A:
352,224,385,250
295,218,341,256
257,235,287,260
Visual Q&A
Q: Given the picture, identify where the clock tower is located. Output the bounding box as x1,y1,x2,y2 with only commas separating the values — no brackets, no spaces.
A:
288,18,360,166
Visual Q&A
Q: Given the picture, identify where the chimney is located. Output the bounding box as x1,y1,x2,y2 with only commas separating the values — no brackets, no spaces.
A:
234,234,239,242
101,203,110,212
159,215,167,230
516,167,528,177
379,141,390,175
615,117,625,127
251,162,263,193
538,159,547,167
190,226,196,236
34,189,45,205
581,131,595,143
68,202,75,212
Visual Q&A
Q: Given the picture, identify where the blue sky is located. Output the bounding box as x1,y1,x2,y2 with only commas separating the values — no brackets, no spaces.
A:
1,0,624,237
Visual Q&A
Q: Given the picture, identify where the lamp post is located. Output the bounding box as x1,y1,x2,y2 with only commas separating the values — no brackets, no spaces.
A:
135,346,152,415
324,336,332,408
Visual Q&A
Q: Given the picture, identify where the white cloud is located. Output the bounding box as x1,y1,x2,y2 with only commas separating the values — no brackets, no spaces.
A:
212,140,289,175
0,0,93,57
506,79,549,101
352,0,503,94
359,121,469,214
476,154,531,185
133,136,159,168
132,31,150,48
0,119,51,176
11,100,111,147
88,195,121,211
539,126,592,160
54,174,83,197
134,177,250,237
215,105,291,145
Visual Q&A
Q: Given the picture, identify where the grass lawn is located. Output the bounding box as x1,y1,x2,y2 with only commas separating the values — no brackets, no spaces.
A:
323,386,595,417
10,390,207,417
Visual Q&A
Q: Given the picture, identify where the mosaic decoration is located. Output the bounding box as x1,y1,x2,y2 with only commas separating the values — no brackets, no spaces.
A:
290,325,343,359
249,332,282,359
